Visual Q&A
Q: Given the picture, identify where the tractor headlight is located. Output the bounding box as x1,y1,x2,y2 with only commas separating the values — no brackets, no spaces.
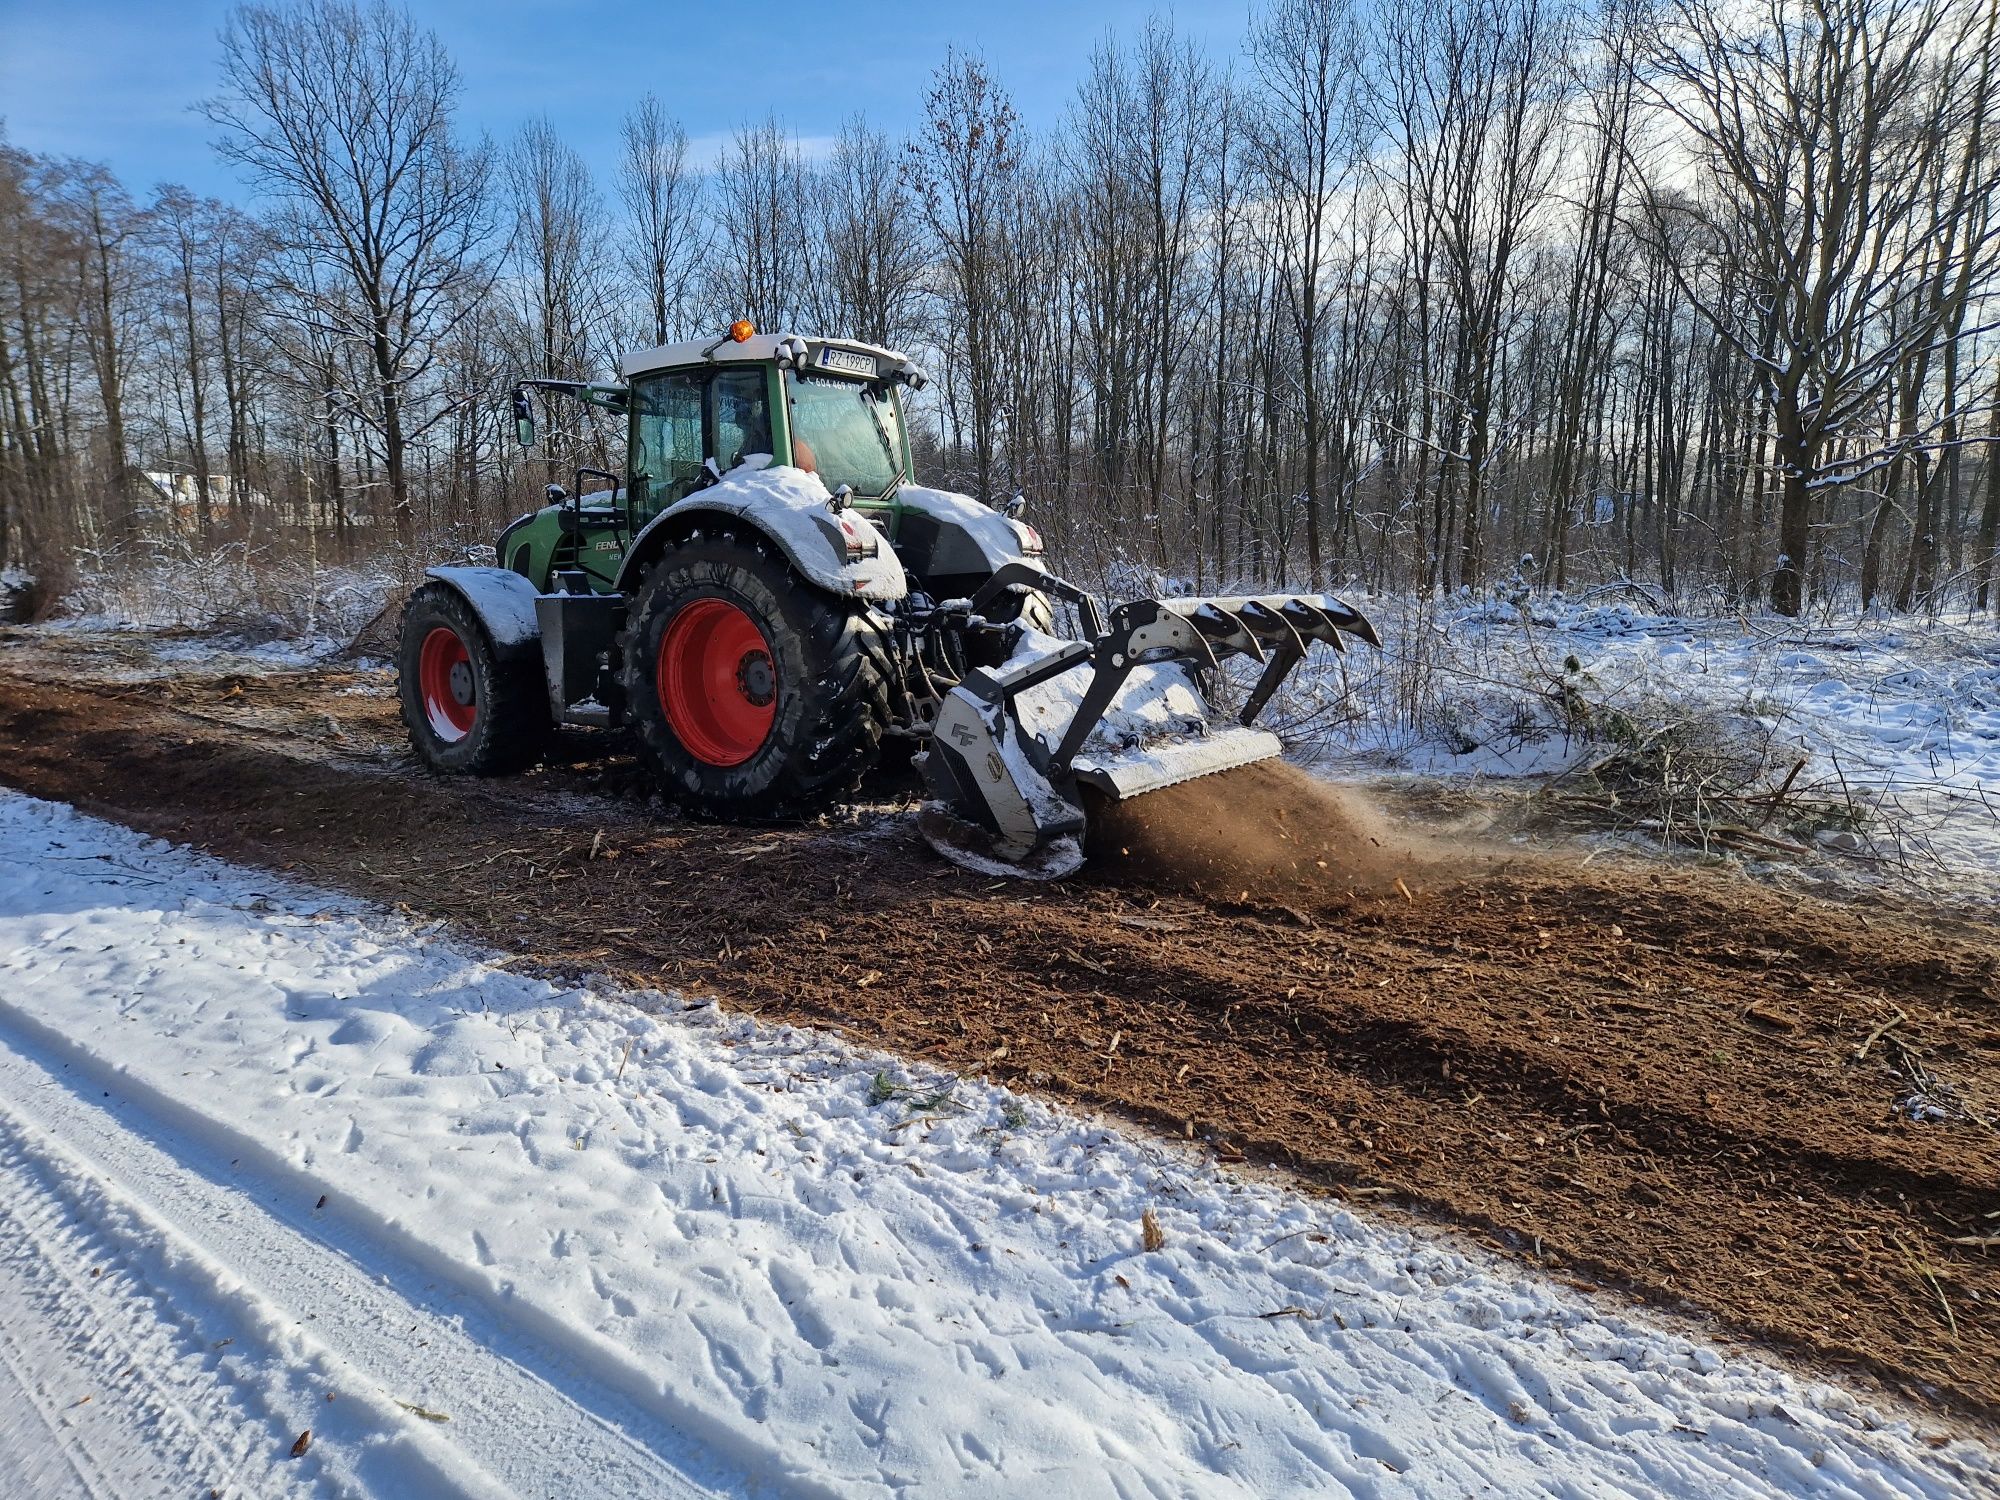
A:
1009,519,1045,556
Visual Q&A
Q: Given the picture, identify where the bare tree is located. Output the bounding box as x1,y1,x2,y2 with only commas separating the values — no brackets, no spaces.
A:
1634,0,2000,615
59,167,146,542
506,116,615,481
0,142,82,577
206,0,495,550
1977,386,2000,609
505,115,610,382
206,201,269,530
1248,0,1359,584
1129,24,1219,557
152,187,221,540
812,116,927,350
1065,35,1151,513
1373,0,1573,589
1060,23,1219,563
617,95,704,346
710,116,810,330
1541,0,1640,588
905,50,1024,502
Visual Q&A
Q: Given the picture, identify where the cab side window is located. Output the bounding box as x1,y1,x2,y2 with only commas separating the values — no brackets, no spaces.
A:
630,373,704,503
711,368,771,471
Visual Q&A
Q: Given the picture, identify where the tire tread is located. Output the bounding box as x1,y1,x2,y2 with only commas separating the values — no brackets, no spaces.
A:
617,531,890,820
396,582,550,775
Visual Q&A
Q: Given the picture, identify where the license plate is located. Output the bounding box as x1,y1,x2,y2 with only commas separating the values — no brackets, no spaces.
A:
818,347,876,378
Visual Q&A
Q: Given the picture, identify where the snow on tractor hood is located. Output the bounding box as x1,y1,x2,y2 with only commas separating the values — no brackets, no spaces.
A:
895,484,1042,573
646,458,906,602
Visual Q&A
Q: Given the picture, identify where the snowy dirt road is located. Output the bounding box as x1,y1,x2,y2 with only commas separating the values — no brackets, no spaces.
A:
2,657,1998,1429
0,788,1994,1498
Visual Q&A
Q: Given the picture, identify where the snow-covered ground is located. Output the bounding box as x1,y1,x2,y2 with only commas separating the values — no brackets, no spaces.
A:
1270,596,2000,890
0,788,1991,1498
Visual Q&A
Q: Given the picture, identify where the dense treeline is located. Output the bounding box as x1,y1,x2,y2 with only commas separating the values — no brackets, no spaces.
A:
3,0,1999,617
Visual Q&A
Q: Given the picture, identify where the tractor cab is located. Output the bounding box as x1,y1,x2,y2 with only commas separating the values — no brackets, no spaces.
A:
498,325,926,598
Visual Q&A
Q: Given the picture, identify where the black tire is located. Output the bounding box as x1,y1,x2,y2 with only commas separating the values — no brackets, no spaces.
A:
619,531,890,820
396,582,550,774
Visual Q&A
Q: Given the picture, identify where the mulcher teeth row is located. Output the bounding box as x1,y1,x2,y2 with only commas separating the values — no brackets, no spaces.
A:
1104,593,1379,726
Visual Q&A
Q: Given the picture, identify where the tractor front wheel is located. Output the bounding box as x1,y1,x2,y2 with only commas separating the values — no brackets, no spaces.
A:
396,582,550,774
620,532,889,820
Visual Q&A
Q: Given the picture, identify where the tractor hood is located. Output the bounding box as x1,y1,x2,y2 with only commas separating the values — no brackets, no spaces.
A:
894,485,1044,577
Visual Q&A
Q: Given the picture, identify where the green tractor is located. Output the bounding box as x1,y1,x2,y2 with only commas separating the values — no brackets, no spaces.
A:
398,323,1377,875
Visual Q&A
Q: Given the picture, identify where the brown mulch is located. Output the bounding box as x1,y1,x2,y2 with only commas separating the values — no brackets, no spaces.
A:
0,663,1996,1431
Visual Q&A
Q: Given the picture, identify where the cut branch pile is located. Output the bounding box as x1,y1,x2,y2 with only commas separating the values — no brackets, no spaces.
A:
1536,664,1876,862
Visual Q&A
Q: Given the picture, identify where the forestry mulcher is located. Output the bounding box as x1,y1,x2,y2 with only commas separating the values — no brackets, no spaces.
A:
398,322,1378,876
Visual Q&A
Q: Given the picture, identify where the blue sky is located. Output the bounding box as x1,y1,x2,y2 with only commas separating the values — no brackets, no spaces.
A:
0,0,1253,201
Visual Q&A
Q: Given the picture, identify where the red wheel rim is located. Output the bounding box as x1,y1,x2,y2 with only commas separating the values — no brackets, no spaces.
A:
418,626,476,742
658,599,777,767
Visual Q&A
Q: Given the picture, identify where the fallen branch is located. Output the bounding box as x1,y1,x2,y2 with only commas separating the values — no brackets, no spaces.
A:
1855,1008,1908,1063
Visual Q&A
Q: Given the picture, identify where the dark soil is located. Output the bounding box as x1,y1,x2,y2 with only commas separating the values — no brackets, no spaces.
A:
2,654,1997,1432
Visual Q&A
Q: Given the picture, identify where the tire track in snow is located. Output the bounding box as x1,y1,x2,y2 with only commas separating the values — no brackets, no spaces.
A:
0,1131,318,1499
0,1019,723,1500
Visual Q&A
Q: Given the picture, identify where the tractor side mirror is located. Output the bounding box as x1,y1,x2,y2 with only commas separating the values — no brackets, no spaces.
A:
512,389,536,449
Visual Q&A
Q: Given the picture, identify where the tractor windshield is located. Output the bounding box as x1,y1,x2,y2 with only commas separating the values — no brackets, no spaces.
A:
785,374,903,498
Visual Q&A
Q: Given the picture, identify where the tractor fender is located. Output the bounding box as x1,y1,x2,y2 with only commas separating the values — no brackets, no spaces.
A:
615,464,908,602
421,566,542,661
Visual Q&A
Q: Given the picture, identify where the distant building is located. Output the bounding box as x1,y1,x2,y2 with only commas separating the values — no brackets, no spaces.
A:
1586,490,1639,526
140,470,269,518
138,469,388,527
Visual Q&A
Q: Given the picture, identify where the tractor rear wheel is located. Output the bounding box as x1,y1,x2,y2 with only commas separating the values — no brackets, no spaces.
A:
396,582,550,774
620,531,890,819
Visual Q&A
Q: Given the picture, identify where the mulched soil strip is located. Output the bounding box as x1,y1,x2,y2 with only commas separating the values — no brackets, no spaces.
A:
1,666,1996,1434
